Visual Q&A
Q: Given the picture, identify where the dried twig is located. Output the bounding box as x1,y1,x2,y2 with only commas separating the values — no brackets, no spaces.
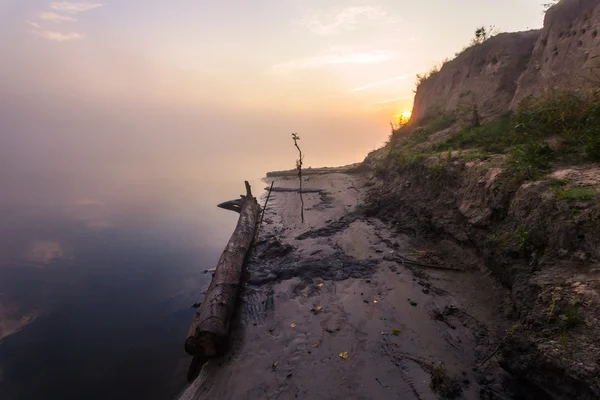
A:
292,133,304,223
384,254,465,272
256,181,274,241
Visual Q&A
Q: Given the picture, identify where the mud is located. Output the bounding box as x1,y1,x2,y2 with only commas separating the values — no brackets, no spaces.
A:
362,158,600,399
177,171,540,400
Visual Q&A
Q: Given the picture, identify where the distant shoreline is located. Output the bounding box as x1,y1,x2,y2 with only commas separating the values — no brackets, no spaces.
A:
265,163,363,177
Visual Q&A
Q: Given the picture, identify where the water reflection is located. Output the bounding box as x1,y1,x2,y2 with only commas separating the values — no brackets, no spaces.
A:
26,241,64,266
0,177,262,400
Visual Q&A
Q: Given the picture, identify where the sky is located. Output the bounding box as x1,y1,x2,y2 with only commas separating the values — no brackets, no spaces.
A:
0,0,547,196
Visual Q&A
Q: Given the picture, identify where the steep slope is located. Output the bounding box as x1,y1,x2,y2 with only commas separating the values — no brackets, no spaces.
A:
411,31,539,124
511,0,600,107
364,0,600,398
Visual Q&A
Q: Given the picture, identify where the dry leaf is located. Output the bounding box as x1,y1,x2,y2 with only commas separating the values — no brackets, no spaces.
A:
311,306,323,314
373,300,378,304
392,328,401,336
273,361,278,367
339,351,349,360
317,283,324,288
290,323,296,328
312,341,320,348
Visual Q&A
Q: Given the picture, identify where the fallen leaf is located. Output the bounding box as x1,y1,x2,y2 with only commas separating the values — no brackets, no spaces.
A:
392,328,401,336
373,300,378,304
380,331,389,335
311,306,323,314
273,361,278,368
317,283,324,288
302,292,309,297
312,341,320,348
290,323,296,328
339,351,349,360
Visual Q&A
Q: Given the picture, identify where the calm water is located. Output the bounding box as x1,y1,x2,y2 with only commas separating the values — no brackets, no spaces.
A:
0,176,264,400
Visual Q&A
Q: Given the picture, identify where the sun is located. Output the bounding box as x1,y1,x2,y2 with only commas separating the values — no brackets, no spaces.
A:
394,110,412,123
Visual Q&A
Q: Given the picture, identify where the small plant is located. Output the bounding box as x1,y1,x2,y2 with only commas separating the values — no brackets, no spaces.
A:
424,114,456,133
554,186,597,201
472,104,481,127
561,329,567,347
462,149,489,162
447,147,453,161
509,324,520,335
516,226,530,249
291,133,305,223
548,179,567,188
543,0,561,11
508,142,553,182
429,362,462,398
548,299,556,322
562,306,582,330
428,161,445,178
414,59,451,90
471,25,497,46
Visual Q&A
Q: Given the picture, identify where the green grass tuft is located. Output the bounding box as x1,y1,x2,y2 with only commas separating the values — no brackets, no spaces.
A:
548,178,567,188
554,186,596,201
562,306,582,330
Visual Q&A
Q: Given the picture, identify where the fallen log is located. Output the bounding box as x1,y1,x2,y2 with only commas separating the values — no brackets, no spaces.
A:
185,181,260,358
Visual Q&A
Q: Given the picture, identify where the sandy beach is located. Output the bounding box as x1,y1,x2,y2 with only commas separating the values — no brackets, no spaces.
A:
178,169,522,399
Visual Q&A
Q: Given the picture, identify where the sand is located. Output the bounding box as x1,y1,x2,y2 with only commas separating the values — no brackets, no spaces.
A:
178,170,515,400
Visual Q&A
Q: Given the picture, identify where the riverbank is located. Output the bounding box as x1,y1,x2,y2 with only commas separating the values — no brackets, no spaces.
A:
178,168,536,399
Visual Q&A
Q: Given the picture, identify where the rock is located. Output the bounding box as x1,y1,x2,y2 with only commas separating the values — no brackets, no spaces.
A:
558,248,569,258
573,250,588,262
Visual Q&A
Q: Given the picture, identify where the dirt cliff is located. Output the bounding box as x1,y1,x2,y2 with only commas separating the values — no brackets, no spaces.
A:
411,0,600,124
511,0,600,107
363,0,600,398
411,31,539,124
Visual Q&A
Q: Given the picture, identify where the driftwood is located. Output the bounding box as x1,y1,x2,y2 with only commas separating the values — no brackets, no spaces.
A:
185,181,260,358
265,187,324,193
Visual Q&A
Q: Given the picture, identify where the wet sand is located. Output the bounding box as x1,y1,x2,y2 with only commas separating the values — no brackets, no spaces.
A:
179,170,515,399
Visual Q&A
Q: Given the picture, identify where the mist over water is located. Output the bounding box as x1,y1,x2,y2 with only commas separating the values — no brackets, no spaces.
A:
0,70,383,400
0,2,393,398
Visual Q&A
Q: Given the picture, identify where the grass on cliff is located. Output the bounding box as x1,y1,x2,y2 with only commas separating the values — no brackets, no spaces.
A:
554,186,597,201
383,88,600,184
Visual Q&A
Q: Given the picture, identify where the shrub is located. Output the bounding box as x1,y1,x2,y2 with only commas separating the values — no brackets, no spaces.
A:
562,306,582,330
424,114,456,133
434,113,513,153
554,186,597,201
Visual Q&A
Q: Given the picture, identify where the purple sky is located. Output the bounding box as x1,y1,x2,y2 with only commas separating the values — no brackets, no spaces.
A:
1,1,546,183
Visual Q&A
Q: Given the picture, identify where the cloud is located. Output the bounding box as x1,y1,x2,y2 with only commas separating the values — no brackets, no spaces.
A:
303,7,396,36
32,29,84,41
39,12,77,23
376,96,412,104
27,2,103,42
27,20,43,29
50,1,104,14
273,49,395,72
351,75,411,92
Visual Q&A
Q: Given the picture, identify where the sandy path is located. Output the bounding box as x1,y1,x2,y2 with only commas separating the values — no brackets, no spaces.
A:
179,171,512,400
